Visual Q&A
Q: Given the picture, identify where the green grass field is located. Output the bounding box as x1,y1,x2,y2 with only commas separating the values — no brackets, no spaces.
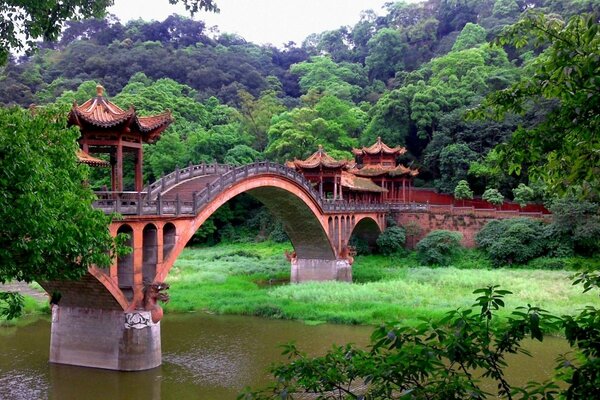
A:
163,241,600,327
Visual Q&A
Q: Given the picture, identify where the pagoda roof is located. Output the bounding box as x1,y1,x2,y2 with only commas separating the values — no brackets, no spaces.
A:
341,171,387,193
287,146,348,170
76,149,109,167
352,137,406,156
68,85,173,143
350,164,419,178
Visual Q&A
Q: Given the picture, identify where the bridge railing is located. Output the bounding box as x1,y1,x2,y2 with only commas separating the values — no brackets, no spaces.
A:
145,163,236,200
190,161,325,213
96,162,394,216
94,162,549,219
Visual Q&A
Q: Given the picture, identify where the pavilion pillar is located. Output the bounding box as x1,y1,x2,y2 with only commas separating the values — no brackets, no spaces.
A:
403,179,406,203
135,147,143,192
115,140,124,192
319,180,323,198
110,153,117,192
338,176,343,200
333,178,338,200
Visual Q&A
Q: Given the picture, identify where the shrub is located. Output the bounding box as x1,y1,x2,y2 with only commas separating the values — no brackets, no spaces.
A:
512,183,534,207
454,180,473,201
416,230,463,266
349,236,372,255
546,196,600,256
376,226,406,255
482,188,504,206
476,218,548,266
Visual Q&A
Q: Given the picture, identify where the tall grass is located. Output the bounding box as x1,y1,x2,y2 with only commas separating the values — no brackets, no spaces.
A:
164,242,600,327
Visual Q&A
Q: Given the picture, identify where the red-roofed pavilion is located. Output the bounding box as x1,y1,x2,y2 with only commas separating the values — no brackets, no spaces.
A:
286,145,348,200
351,137,418,202
68,85,173,191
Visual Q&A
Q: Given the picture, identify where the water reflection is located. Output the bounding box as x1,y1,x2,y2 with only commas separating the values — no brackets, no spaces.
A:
0,313,569,399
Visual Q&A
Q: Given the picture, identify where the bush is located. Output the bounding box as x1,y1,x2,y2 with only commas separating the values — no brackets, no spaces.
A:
482,188,504,206
349,236,373,255
416,230,463,266
476,218,548,266
546,196,600,256
376,226,406,255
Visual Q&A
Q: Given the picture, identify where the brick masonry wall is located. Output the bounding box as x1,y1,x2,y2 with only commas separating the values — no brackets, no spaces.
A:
395,212,503,248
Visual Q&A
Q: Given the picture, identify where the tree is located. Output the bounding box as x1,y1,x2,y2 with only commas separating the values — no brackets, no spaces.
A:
365,28,407,81
452,23,487,51
0,0,219,64
0,105,119,318
482,187,504,207
454,180,473,204
474,12,600,198
512,183,534,207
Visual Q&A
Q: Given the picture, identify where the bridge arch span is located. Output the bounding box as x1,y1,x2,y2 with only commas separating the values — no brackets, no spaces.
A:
155,174,336,282
347,216,383,253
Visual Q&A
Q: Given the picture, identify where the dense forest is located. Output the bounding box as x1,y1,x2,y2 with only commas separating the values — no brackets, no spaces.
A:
1,0,597,241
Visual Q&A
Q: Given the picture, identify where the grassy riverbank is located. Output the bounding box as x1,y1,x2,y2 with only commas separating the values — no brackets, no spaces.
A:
164,241,600,326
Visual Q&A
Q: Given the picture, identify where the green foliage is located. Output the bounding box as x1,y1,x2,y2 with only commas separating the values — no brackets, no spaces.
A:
0,0,218,65
492,0,520,18
546,196,600,256
168,243,598,329
265,95,362,162
290,56,366,101
375,226,406,255
0,106,118,318
454,179,473,201
512,183,534,207
0,292,24,320
482,187,504,206
416,230,463,266
452,23,488,51
365,28,406,81
438,143,478,193
476,218,548,265
242,286,559,399
474,12,600,198
224,145,261,165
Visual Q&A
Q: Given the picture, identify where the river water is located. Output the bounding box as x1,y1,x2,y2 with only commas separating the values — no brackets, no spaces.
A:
0,313,569,399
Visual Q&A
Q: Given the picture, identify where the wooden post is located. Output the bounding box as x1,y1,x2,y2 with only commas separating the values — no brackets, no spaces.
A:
115,140,123,192
135,147,143,192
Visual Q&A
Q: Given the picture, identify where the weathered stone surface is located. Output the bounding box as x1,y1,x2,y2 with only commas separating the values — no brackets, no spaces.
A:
49,306,161,371
291,259,352,283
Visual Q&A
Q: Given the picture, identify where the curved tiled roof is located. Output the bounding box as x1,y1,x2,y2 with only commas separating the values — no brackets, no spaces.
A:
76,149,110,167
288,146,348,170
68,84,173,143
341,171,387,193
350,164,419,178
352,137,406,156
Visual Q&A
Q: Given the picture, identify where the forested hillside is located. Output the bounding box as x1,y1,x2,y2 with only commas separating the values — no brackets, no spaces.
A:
1,0,596,202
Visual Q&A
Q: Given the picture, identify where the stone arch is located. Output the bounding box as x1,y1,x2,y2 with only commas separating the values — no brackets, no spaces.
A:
116,224,134,300
348,216,382,253
142,223,158,285
163,223,176,261
155,175,336,281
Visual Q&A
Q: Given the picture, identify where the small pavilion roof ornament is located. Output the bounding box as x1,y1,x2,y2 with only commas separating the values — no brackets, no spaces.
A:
352,136,407,156
286,146,349,170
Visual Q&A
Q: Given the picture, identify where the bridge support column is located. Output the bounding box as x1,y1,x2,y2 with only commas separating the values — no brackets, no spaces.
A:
290,258,352,283
49,306,161,371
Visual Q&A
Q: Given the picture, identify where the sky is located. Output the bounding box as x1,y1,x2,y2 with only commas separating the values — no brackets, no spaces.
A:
108,0,391,47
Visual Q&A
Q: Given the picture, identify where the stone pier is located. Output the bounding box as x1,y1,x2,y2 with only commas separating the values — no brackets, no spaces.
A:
49,306,161,371
290,258,352,283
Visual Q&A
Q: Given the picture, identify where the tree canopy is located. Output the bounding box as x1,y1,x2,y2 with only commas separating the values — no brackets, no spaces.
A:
0,105,120,317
